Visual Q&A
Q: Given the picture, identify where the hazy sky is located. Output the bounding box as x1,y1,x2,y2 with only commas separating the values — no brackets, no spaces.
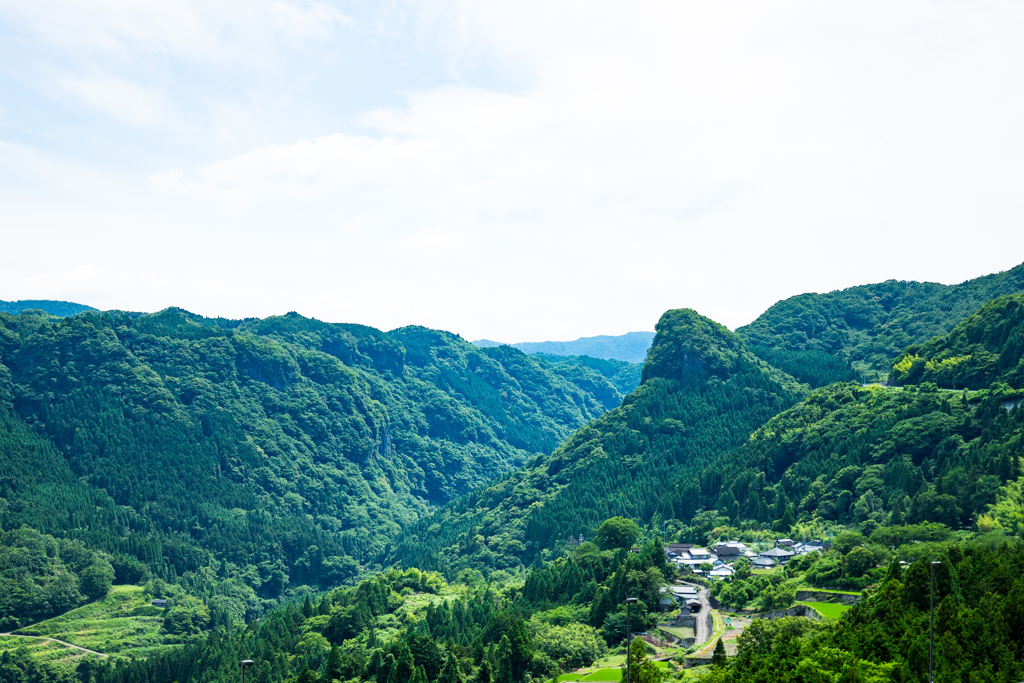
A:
2,1,1023,342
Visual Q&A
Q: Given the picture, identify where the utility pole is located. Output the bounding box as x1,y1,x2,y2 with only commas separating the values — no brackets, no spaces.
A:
930,561,941,683
626,597,637,683
241,659,254,683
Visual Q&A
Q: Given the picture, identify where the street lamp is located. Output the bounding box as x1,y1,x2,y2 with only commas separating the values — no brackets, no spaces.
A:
241,659,254,683
625,598,638,683
930,562,941,683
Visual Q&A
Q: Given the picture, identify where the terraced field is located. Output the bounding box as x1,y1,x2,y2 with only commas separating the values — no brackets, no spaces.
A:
799,601,852,619
556,661,671,681
14,585,172,657
0,635,97,672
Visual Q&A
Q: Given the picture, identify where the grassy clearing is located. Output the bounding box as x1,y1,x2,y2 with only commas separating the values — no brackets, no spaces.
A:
658,625,695,640
556,661,670,681
15,585,169,655
751,568,780,575
0,635,96,671
799,602,852,619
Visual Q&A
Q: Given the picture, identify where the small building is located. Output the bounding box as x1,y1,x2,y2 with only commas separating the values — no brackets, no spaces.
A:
752,557,775,570
777,539,795,548
709,566,735,580
686,601,702,613
759,547,796,565
151,599,168,608
688,547,712,560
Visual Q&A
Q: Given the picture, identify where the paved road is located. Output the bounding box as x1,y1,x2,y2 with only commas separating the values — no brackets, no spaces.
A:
675,581,712,646
0,633,108,658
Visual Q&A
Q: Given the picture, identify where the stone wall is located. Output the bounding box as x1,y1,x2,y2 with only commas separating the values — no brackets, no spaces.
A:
747,604,822,621
795,590,861,605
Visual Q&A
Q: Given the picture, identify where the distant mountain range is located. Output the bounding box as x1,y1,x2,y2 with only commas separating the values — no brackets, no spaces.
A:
472,331,655,363
0,299,96,317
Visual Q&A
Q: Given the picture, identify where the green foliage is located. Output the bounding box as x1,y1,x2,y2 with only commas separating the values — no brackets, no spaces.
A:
703,382,1024,539
711,637,726,667
389,309,805,572
738,261,1024,378
710,538,1024,683
620,637,663,683
0,300,95,317
0,308,624,606
0,527,113,630
890,293,1024,389
594,518,642,551
533,354,642,401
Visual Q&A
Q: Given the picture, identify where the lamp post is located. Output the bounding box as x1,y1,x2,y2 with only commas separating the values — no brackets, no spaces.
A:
625,597,638,683
930,562,941,683
241,659,254,683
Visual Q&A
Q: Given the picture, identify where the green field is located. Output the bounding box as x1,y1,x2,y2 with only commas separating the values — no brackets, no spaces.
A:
15,585,172,656
799,602,852,619
0,635,96,671
557,661,671,681
658,624,695,640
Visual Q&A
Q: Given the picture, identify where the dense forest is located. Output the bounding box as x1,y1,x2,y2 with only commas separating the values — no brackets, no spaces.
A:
738,260,1024,381
0,301,96,317
0,308,634,618
5,265,1024,683
890,293,1024,390
385,309,806,573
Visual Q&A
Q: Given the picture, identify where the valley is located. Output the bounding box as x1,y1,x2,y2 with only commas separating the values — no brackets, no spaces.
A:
1,261,1024,683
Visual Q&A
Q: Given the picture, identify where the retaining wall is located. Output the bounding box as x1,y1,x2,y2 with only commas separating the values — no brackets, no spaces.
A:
747,604,822,621
795,590,862,605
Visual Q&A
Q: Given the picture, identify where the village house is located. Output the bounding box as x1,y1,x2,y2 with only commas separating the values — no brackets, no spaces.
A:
758,547,795,565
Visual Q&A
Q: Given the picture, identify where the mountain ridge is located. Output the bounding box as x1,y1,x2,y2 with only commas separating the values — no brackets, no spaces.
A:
472,331,655,363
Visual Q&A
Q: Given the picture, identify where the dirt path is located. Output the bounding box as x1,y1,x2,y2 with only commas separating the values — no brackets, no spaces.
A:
0,633,108,658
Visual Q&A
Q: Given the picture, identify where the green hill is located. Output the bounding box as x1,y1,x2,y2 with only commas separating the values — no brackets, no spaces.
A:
700,381,1023,542
0,308,630,608
737,261,1024,382
890,292,1024,389
387,308,806,572
0,300,96,317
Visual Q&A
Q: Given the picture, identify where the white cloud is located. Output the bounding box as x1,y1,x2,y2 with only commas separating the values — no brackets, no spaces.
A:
55,75,166,126
3,1,1024,341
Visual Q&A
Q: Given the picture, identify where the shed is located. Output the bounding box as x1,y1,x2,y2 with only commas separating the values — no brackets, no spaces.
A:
152,599,168,607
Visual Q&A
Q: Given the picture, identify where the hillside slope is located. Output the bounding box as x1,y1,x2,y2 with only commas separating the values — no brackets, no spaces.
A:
388,309,806,573
0,300,96,317
737,261,1024,381
890,292,1024,389
699,381,1023,538
0,308,629,598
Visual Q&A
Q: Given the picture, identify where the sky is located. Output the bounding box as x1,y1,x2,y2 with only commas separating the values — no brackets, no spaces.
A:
1,1,1023,343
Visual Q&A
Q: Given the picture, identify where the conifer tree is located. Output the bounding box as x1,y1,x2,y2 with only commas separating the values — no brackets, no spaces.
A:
712,638,727,668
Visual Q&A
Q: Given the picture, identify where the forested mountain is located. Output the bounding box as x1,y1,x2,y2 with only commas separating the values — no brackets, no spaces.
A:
8,271,1024,683
0,300,96,317
737,260,1024,382
701,381,1023,537
387,309,806,573
0,308,631,610
890,292,1024,389
472,332,655,364
529,354,641,397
